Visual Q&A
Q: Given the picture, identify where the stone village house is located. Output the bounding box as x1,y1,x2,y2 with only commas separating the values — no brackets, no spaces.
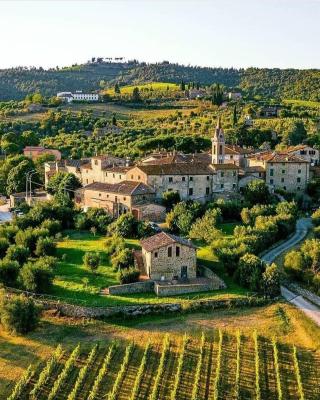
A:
139,232,197,281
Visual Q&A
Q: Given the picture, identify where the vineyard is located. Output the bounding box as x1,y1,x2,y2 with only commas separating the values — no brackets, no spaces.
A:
8,331,320,400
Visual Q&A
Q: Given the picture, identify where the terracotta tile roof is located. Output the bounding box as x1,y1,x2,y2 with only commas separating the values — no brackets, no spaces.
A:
104,166,130,173
135,163,214,175
286,145,311,152
141,152,212,165
140,232,196,252
225,145,255,155
250,152,308,163
83,181,155,196
245,166,266,173
213,163,240,170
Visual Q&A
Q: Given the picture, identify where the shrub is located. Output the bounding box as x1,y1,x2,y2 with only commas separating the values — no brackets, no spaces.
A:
235,253,265,291
0,293,40,334
0,237,10,258
19,262,53,293
0,225,18,243
118,267,140,284
15,227,49,253
5,245,30,265
35,237,56,257
105,234,126,255
213,199,243,220
83,252,100,272
311,209,320,226
276,201,298,219
111,248,134,271
166,201,203,235
262,263,281,298
0,260,20,287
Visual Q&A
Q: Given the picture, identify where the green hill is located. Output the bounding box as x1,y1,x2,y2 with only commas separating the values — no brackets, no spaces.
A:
0,61,320,101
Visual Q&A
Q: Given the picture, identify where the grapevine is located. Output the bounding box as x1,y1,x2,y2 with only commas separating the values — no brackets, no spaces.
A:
253,330,261,400
107,342,134,400
292,345,304,400
29,344,63,399
88,342,115,400
67,344,98,400
171,333,188,400
235,330,241,400
8,364,35,400
191,332,205,400
47,343,81,400
213,329,223,400
130,341,151,400
149,334,170,400
272,337,283,400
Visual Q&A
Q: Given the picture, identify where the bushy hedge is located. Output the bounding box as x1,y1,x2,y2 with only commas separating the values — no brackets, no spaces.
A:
118,267,140,284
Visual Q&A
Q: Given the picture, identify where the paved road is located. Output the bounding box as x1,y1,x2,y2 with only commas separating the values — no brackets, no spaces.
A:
0,203,12,224
261,217,320,327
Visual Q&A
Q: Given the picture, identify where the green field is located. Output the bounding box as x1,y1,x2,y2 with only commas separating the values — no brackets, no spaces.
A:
104,82,180,95
51,228,247,307
283,99,320,108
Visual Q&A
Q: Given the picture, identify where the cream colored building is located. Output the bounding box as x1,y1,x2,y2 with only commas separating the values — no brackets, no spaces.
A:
248,152,309,192
74,181,163,219
140,232,197,281
286,145,319,166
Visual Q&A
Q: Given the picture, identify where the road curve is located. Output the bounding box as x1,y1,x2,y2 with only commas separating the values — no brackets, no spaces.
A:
261,217,320,327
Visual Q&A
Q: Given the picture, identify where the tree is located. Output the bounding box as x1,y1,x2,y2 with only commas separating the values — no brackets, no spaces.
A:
0,237,10,258
282,121,307,146
244,180,270,205
189,208,222,243
6,159,36,195
262,263,281,298
0,293,40,334
311,209,320,226
112,114,117,126
211,83,224,106
132,87,141,102
180,80,185,91
35,236,56,257
236,253,264,291
284,250,306,278
111,248,134,271
83,252,100,272
162,191,181,210
47,172,81,198
19,262,53,293
108,213,138,238
118,267,140,284
5,245,29,265
232,105,238,127
114,83,120,94
0,260,20,286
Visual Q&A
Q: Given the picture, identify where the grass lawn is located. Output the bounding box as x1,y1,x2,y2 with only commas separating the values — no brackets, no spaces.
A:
52,227,247,307
283,99,320,108
104,82,179,95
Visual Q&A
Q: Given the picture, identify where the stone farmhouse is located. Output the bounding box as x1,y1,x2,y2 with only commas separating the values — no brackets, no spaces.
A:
140,232,197,281
24,146,61,161
247,152,309,192
44,119,317,219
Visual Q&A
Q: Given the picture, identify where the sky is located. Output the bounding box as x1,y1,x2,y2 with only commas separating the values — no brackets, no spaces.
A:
0,0,319,69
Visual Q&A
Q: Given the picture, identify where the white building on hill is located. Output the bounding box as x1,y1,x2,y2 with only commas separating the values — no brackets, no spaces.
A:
57,91,99,103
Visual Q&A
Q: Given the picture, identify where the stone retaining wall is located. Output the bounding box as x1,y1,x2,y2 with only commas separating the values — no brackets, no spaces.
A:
200,265,227,289
37,296,272,319
154,282,213,297
108,281,154,295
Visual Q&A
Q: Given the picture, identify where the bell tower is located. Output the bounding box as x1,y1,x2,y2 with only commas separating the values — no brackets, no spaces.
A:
211,117,225,164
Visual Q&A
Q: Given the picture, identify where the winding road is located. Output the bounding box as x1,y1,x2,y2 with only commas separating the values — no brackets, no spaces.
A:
261,217,320,327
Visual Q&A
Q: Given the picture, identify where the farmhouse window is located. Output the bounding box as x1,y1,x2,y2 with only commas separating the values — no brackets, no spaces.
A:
176,246,180,257
168,247,172,257
169,177,173,183
154,252,158,258
189,188,193,196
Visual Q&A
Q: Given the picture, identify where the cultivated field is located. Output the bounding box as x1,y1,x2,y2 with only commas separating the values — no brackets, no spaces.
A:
8,325,320,400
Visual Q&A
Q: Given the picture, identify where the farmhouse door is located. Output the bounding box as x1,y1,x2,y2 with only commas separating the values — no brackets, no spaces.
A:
181,266,188,279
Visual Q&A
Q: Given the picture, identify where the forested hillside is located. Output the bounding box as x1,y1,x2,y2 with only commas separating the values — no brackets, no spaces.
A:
0,61,320,101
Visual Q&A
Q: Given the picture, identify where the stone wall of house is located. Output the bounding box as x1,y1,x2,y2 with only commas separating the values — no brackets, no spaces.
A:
200,265,227,289
266,161,309,192
142,243,197,281
213,168,238,192
108,281,154,295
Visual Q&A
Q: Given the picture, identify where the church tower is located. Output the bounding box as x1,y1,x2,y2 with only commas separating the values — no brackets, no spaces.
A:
211,117,225,164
